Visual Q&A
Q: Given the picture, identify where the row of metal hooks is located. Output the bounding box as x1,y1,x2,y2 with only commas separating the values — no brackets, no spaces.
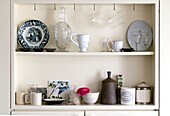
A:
33,3,136,11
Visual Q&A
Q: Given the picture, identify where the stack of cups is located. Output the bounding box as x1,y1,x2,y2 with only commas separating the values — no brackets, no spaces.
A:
15,91,42,105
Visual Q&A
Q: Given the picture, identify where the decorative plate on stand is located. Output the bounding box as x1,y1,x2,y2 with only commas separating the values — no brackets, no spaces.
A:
47,80,70,99
127,20,152,51
17,20,49,49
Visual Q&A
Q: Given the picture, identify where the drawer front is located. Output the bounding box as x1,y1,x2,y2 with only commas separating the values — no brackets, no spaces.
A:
12,111,84,116
86,111,158,116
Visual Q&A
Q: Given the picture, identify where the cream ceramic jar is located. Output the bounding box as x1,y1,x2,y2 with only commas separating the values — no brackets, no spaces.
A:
136,82,151,104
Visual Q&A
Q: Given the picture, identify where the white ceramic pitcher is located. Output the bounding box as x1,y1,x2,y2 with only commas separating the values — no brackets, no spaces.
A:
71,34,90,52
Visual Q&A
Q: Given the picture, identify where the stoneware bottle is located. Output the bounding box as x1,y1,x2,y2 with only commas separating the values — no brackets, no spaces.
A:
100,71,117,104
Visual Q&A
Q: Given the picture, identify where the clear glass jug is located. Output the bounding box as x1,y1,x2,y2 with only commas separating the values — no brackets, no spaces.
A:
54,7,72,52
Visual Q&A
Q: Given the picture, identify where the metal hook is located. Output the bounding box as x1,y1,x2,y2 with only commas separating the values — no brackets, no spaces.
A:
93,3,96,11
54,4,56,10
34,3,36,11
133,4,136,10
74,4,76,10
113,3,116,10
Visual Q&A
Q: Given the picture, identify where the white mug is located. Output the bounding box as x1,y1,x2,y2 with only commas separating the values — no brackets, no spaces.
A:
121,87,135,105
112,40,123,52
71,34,90,52
15,91,29,105
30,92,42,105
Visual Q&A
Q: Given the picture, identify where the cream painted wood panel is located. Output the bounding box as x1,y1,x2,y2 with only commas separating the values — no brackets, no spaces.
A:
160,0,169,116
0,0,10,115
86,111,158,116
12,111,84,116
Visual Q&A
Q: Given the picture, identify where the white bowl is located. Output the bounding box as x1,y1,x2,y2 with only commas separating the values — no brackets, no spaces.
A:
83,92,99,105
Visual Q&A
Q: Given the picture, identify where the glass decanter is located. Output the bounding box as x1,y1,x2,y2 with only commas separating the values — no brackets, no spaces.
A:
54,7,72,52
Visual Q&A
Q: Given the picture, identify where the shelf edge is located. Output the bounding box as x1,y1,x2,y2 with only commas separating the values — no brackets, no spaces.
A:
14,52,155,56
12,104,158,111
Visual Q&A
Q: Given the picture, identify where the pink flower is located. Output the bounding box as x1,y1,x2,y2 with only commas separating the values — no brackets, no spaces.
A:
77,87,90,96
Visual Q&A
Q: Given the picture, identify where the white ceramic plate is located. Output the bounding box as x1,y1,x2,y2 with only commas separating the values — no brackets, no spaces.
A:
127,20,152,51
43,99,65,105
17,20,49,49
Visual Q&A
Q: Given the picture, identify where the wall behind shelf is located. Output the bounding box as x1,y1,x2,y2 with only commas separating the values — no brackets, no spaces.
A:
15,55,154,92
14,4,155,52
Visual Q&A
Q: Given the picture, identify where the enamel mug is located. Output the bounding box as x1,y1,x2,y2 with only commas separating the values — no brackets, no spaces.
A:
15,91,29,105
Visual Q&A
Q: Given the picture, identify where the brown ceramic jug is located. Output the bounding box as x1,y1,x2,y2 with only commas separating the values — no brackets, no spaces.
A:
100,71,117,104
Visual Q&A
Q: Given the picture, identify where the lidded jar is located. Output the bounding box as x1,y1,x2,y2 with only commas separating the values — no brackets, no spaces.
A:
54,7,72,52
136,82,151,104
100,71,117,104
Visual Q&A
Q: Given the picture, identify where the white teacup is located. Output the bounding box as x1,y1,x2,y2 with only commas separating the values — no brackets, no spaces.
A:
30,92,42,105
111,40,123,52
71,34,90,52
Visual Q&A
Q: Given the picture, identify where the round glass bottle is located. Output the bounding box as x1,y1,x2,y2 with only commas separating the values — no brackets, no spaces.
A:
54,7,72,52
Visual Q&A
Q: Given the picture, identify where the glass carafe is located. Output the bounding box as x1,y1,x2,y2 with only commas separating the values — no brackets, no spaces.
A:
54,7,72,52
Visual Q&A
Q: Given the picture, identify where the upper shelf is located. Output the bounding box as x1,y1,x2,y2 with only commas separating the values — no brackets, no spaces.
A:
15,51,154,56
12,0,158,4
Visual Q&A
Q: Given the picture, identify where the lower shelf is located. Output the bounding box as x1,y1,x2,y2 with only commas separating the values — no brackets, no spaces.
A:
12,104,158,111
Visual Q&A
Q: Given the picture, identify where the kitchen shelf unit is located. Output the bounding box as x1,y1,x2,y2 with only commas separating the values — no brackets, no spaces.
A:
11,0,159,115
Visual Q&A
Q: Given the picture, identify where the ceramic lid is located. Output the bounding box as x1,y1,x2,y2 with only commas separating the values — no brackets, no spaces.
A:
136,82,151,89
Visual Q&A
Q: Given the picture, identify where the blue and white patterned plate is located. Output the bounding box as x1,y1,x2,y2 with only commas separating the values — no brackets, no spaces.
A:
17,20,49,49
47,80,70,99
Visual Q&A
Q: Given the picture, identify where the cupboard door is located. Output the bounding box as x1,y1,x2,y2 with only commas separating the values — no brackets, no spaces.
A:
0,0,10,115
12,111,84,116
86,111,158,116
160,0,170,116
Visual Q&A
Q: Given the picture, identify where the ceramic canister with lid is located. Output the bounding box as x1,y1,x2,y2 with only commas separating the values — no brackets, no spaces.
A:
135,82,151,104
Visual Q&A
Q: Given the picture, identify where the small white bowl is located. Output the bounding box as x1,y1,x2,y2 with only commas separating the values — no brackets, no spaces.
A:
83,92,99,105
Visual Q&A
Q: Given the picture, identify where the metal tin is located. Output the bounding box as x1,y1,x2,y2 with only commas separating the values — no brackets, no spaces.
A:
135,82,151,104
121,87,136,105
